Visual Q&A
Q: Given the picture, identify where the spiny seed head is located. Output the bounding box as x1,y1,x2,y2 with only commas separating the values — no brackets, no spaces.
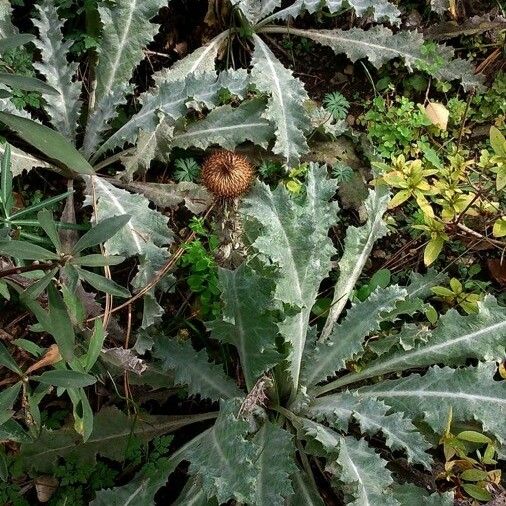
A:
201,150,255,198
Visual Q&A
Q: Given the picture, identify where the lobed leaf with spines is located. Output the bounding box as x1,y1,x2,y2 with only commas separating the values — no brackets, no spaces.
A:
208,263,282,390
152,336,242,402
241,164,338,389
321,295,506,392
260,26,483,91
251,34,310,166
309,392,432,468
303,285,406,387
83,176,173,328
92,70,250,163
253,422,297,506
172,98,274,151
356,363,506,444
33,0,81,142
330,436,398,506
183,400,257,504
321,187,390,340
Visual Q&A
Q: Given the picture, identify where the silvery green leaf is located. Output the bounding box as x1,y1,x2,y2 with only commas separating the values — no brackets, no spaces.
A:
309,392,432,468
253,422,297,505
94,0,164,105
330,436,398,506
172,98,273,151
392,484,454,505
309,105,347,137
155,31,229,83
251,34,310,166
0,143,52,177
241,164,338,389
325,0,400,23
303,285,406,386
231,0,281,24
92,70,249,162
298,418,342,455
208,263,282,390
321,296,506,392
83,176,173,328
33,0,81,141
86,0,165,157
356,363,506,444
286,469,325,506
321,187,390,341
184,400,257,504
430,0,450,14
91,460,176,506
259,25,483,91
0,0,16,38
152,336,242,401
119,117,174,180
83,83,132,159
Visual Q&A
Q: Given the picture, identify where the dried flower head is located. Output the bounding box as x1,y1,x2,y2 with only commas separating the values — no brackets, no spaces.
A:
201,150,255,198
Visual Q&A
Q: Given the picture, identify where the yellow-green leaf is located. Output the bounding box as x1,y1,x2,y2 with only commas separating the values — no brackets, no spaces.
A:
424,236,444,266
492,217,506,238
388,189,411,208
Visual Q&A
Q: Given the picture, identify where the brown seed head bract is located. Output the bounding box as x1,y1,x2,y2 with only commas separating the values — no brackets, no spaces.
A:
201,150,255,198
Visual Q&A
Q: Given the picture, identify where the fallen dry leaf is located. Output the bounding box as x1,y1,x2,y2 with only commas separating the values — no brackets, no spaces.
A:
25,344,62,375
488,258,506,286
425,102,449,130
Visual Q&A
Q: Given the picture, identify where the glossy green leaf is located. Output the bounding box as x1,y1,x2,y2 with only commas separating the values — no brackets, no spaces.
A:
76,267,131,298
85,319,106,372
0,239,59,260
0,382,21,425
0,143,12,216
38,209,61,250
0,72,59,95
0,112,94,175
32,369,96,388
47,282,75,361
72,254,125,267
73,214,131,253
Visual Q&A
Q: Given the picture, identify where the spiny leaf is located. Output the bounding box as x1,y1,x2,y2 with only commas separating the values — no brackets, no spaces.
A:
92,70,250,163
155,31,229,83
83,176,173,328
392,483,454,505
241,164,338,389
184,399,257,504
303,285,406,387
321,187,390,341
251,34,310,166
94,0,165,105
253,422,297,505
258,0,400,25
309,392,432,468
356,363,506,444
231,0,281,24
322,295,506,391
172,98,274,151
286,469,325,506
83,83,131,159
262,26,483,91
19,406,215,472
91,459,176,506
330,436,398,506
33,0,82,141
119,118,174,180
152,336,242,401
208,263,282,391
